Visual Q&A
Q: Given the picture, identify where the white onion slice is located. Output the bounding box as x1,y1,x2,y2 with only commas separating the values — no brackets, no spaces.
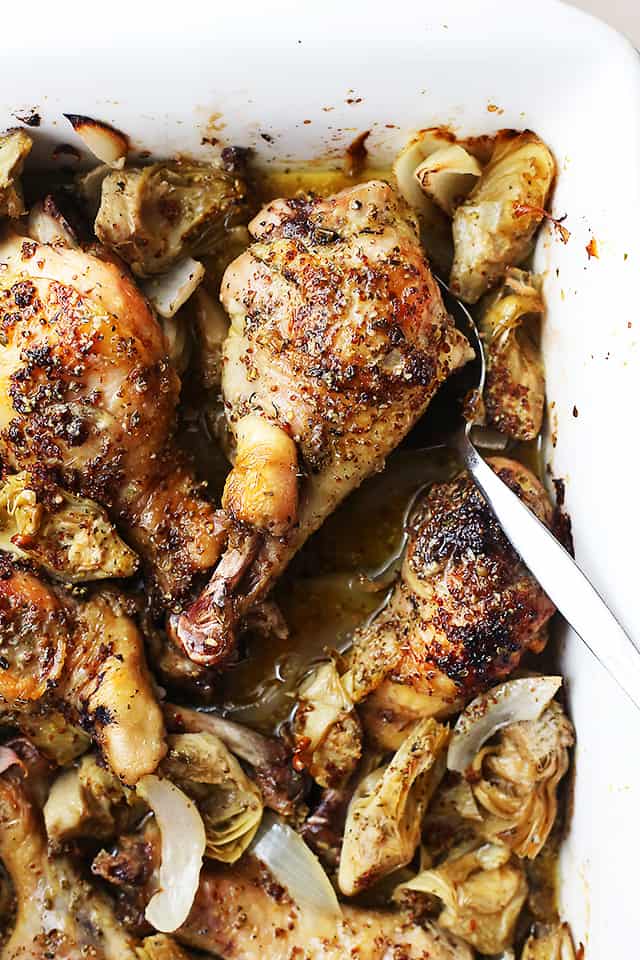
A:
142,258,205,319
413,144,481,215
394,129,468,216
27,197,79,248
63,114,129,168
136,774,206,933
251,811,342,917
447,676,562,773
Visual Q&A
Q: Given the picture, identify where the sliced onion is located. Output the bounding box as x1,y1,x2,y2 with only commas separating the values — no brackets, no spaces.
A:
447,676,562,773
0,746,21,774
27,196,79,248
413,144,481,215
251,811,342,917
142,258,205,319
63,114,129,168
136,774,206,933
394,129,472,216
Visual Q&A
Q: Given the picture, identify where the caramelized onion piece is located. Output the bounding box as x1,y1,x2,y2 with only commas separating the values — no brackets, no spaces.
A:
63,113,129,168
136,775,206,933
251,811,342,918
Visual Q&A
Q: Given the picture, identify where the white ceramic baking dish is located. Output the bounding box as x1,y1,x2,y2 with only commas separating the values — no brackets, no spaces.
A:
1,1,639,954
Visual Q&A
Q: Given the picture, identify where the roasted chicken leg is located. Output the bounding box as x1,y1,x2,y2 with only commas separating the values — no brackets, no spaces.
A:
344,457,555,749
0,233,224,600
173,180,472,664
0,567,165,783
177,857,472,960
0,741,140,959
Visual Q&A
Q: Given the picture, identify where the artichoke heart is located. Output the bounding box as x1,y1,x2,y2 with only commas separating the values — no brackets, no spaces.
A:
294,660,362,788
522,923,578,960
0,471,139,582
338,717,449,896
478,268,546,441
161,731,263,864
95,160,250,276
44,754,128,846
1,703,90,766
413,144,482,216
450,130,555,303
470,700,574,859
394,840,528,955
0,129,32,218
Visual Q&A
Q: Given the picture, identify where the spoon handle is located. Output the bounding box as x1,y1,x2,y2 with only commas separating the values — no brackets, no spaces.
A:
456,431,640,710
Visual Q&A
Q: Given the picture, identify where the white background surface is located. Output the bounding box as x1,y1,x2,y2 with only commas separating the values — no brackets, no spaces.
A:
572,0,640,44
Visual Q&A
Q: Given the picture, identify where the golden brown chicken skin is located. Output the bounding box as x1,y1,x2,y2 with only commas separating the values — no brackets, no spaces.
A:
0,233,224,600
345,458,555,749
172,180,472,665
0,566,165,783
0,741,140,959
178,857,472,960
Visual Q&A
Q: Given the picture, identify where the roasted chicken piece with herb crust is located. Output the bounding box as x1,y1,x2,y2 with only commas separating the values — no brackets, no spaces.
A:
0,744,193,959
172,180,473,665
177,857,473,960
0,740,141,959
0,567,165,783
0,232,224,601
344,458,555,750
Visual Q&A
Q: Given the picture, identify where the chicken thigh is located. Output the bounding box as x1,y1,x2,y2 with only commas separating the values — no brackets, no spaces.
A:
0,232,224,600
172,180,472,665
344,458,555,749
0,566,165,783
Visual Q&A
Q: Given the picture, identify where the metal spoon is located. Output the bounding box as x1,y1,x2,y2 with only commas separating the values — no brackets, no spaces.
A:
434,280,640,711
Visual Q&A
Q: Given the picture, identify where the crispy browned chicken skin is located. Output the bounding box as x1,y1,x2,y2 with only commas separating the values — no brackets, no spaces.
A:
172,180,472,665
0,567,165,783
0,233,223,600
345,457,555,748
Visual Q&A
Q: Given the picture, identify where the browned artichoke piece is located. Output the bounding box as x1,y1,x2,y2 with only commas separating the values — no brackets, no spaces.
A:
450,130,555,303
293,660,362,789
159,731,263,864
338,718,449,896
0,701,90,766
44,753,128,846
0,471,138,582
395,840,528,954
470,700,574,859
95,159,250,276
478,269,546,441
522,922,578,959
0,129,32,218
